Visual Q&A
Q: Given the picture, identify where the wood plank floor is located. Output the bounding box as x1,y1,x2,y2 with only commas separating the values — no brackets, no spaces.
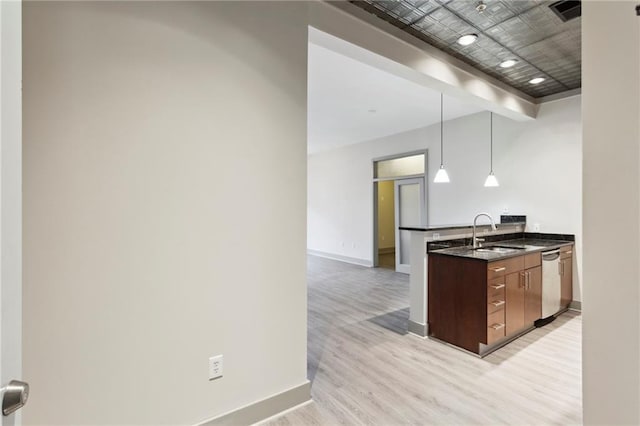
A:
264,255,582,425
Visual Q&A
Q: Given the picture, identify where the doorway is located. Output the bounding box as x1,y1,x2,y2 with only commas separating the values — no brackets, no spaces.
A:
376,180,395,269
373,151,427,272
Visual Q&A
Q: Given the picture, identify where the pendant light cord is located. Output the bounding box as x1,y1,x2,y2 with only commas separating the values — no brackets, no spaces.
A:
490,112,493,173
440,93,444,166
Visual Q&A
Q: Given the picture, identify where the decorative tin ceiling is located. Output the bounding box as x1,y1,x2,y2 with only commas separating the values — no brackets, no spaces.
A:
349,0,581,98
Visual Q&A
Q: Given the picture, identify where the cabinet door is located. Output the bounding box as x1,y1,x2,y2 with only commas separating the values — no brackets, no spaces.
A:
524,266,542,324
505,272,525,336
560,258,572,308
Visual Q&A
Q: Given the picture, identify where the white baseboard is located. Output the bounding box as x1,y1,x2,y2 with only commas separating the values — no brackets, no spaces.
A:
408,320,428,337
198,381,311,426
307,249,373,267
569,300,582,311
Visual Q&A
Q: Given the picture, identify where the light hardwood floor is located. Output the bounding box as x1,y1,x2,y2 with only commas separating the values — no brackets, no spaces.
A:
264,255,582,425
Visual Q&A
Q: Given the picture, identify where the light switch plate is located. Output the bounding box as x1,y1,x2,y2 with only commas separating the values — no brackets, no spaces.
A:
209,355,223,380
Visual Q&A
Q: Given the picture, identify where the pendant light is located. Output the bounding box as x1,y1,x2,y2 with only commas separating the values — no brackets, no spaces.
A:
434,93,450,183
484,112,499,187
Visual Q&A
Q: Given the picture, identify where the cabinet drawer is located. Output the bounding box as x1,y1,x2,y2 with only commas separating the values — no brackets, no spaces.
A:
487,297,506,314
487,256,524,280
524,252,541,269
488,277,506,299
487,309,506,344
560,245,573,259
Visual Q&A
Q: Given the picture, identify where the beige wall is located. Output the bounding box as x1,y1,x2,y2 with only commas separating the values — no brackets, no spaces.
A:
377,181,395,251
22,2,308,424
582,2,640,424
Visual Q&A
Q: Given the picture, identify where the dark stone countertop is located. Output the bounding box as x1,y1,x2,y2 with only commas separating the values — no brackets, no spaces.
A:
429,238,574,262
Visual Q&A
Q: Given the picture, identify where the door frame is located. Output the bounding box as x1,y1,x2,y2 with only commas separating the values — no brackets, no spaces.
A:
1,0,24,424
372,150,428,268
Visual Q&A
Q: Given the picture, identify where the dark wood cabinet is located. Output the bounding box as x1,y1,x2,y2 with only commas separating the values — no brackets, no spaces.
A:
505,258,542,335
429,250,545,356
427,254,487,353
560,245,573,308
524,265,542,325
505,271,524,335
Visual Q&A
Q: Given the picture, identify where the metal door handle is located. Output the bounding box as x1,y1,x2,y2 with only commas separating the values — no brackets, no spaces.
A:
1,380,29,416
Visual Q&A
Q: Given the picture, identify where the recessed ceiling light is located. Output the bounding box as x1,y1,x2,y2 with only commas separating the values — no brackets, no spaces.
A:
368,109,377,113
529,77,546,84
457,34,478,46
499,59,518,68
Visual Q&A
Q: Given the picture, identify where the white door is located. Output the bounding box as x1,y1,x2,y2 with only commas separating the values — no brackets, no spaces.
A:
394,178,426,274
1,1,27,424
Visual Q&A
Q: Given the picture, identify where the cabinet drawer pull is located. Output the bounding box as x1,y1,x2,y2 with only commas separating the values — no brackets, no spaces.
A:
490,267,506,272
565,250,573,255
489,323,505,330
490,300,505,307
489,284,505,290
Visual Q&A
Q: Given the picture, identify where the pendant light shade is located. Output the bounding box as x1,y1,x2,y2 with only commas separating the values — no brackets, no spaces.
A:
434,93,450,183
484,172,499,187
434,166,450,183
484,112,499,187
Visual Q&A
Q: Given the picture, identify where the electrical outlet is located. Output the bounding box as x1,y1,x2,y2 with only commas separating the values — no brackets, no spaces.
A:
433,232,440,240
209,355,223,380
502,206,509,214
533,223,540,232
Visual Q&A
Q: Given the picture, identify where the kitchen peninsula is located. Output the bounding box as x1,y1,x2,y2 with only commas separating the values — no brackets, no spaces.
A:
400,218,526,338
428,238,573,356
400,216,574,356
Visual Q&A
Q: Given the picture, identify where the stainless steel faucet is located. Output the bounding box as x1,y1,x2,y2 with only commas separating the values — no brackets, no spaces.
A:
472,212,497,248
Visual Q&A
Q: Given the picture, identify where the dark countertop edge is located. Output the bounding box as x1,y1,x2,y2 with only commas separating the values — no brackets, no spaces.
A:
399,222,525,232
429,239,574,262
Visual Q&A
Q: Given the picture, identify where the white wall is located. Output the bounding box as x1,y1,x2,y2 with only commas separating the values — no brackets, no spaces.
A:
23,2,308,424
308,96,582,300
582,2,640,424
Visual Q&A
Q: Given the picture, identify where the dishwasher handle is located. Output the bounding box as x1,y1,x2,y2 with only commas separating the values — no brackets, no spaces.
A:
542,249,560,261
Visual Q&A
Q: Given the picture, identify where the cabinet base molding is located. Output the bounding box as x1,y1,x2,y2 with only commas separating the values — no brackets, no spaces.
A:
429,327,535,358
569,300,581,311
478,325,536,357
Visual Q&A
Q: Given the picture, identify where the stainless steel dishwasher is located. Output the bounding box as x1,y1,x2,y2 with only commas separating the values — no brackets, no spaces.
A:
541,249,562,319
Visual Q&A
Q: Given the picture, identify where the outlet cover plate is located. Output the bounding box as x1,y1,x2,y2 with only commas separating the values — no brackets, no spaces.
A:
209,355,223,380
